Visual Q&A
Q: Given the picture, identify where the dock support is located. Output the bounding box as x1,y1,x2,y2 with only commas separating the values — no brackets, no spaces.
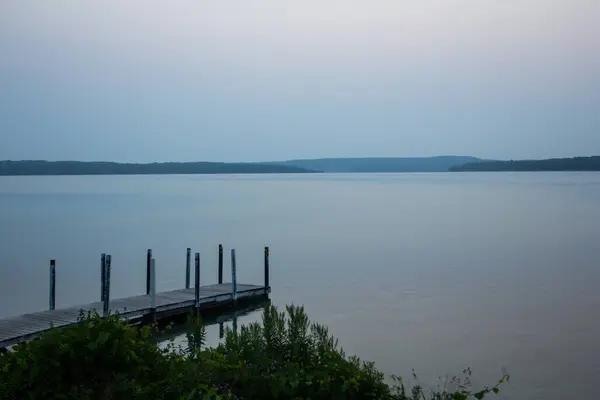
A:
150,258,156,313
218,244,223,284
264,246,270,293
232,312,238,335
219,322,224,339
185,248,191,289
231,249,237,302
146,249,152,295
49,260,56,310
100,253,106,302
194,253,200,308
103,255,112,317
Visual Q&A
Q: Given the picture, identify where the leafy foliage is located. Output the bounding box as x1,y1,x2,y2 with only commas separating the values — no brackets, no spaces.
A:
0,306,508,400
0,311,176,399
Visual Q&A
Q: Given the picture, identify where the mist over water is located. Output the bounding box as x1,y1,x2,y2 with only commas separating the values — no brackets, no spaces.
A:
1,172,600,399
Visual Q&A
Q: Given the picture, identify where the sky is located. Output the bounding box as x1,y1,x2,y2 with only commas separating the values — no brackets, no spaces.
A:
1,1,599,163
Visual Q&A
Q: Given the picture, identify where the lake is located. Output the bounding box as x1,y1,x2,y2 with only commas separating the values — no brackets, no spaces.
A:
1,172,600,399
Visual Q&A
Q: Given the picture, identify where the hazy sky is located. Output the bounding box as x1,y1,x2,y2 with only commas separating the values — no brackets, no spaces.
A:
1,1,599,162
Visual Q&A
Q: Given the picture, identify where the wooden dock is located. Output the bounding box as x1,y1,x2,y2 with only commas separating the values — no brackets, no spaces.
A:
0,245,271,350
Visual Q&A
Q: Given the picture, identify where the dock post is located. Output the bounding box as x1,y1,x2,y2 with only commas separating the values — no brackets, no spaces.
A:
100,253,106,302
49,260,56,310
232,312,238,335
231,249,237,302
218,244,223,284
146,249,152,295
185,248,191,289
103,255,112,317
264,246,270,293
219,322,224,339
150,258,156,314
194,253,200,309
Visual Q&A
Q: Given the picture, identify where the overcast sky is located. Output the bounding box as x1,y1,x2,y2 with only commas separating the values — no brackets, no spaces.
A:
1,1,599,162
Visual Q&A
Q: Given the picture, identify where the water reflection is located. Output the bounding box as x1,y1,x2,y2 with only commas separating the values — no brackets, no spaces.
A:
156,299,269,351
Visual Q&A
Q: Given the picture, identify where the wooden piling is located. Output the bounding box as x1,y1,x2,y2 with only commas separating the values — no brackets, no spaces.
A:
232,313,238,335
100,253,106,302
146,249,152,295
218,244,223,284
231,249,237,301
49,260,56,310
150,258,156,312
194,253,200,308
264,246,270,293
103,255,112,316
185,248,191,289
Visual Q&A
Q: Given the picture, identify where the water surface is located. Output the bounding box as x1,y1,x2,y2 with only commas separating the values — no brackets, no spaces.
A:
1,172,599,399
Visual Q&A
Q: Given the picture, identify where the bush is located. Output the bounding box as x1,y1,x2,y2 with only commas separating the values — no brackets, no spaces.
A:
0,306,507,400
206,304,391,399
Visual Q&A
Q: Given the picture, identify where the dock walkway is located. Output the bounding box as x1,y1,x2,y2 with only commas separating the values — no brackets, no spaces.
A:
0,245,271,349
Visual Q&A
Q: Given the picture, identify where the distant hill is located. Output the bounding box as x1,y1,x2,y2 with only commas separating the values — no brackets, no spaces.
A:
0,160,316,176
450,156,600,172
266,156,482,173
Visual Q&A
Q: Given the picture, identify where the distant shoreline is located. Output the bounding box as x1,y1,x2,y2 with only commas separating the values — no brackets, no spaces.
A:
449,156,600,172
0,161,318,176
2,156,600,175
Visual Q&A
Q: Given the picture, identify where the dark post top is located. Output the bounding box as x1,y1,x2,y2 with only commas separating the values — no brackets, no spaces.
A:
100,253,106,302
49,259,56,311
103,255,112,316
150,258,156,311
194,253,200,308
231,249,237,301
185,248,191,289
218,244,223,284
264,246,270,291
146,249,152,295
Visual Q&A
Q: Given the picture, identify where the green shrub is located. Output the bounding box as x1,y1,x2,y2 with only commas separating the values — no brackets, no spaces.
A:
205,304,391,399
0,306,507,400
0,311,172,399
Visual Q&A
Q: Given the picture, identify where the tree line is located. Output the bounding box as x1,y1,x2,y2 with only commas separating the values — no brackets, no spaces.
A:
450,156,600,172
0,160,314,175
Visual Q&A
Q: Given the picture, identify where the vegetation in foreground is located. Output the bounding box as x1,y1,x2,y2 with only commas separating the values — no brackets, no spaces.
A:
0,305,508,399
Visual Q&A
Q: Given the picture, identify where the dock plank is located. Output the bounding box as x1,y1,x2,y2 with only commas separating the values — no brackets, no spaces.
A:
0,282,267,349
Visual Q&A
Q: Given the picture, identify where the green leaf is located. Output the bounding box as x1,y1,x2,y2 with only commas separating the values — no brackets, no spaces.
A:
97,331,110,345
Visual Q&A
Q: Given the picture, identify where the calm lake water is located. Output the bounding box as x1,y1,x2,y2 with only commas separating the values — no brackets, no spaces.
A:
1,173,600,399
